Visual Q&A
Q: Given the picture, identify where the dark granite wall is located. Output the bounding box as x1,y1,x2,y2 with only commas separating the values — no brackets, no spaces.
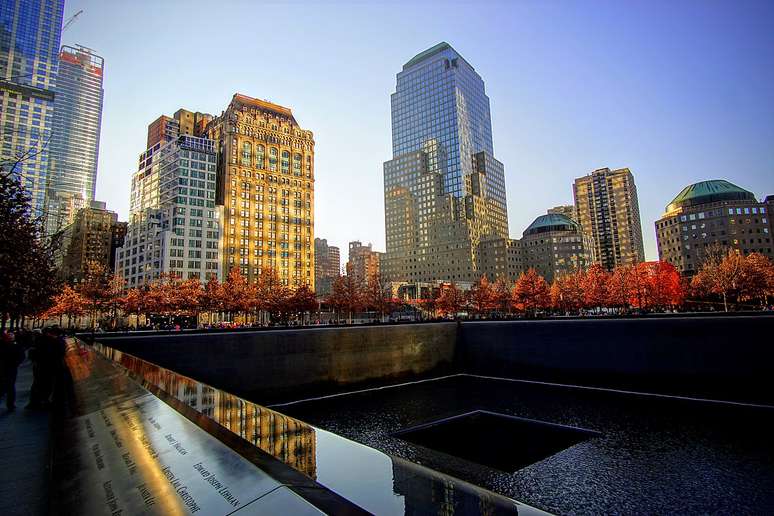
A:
98,316,774,405
459,316,774,403
98,323,458,403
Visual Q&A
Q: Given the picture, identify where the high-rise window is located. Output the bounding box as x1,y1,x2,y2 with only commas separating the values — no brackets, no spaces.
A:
241,142,251,166
281,151,290,174
293,153,302,176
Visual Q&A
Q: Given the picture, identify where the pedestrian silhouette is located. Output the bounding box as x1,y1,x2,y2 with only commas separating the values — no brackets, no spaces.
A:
27,327,64,409
0,331,26,411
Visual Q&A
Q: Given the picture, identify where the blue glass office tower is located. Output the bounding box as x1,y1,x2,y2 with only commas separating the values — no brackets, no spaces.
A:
383,42,509,284
0,0,65,219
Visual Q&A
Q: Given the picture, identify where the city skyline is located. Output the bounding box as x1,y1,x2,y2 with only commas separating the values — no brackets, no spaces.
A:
57,0,774,261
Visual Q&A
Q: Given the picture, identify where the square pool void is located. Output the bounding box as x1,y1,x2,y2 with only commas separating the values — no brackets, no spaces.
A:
393,410,601,472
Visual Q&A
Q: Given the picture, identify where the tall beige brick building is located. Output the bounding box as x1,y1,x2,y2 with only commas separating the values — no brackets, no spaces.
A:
205,94,315,287
573,167,645,270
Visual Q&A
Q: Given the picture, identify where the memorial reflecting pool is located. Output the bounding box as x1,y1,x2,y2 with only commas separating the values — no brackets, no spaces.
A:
88,332,774,515
279,375,774,514
90,342,542,515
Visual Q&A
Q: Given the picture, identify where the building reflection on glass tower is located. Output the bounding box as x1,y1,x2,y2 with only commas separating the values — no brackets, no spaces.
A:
45,45,105,235
0,0,65,218
383,42,509,285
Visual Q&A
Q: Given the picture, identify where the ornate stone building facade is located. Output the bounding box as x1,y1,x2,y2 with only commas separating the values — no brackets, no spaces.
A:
205,94,315,287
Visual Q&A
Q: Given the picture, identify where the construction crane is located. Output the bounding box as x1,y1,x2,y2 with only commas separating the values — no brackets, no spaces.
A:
63,10,83,32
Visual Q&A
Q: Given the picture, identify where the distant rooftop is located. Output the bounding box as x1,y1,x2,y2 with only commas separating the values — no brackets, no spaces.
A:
523,213,579,237
232,93,297,124
665,179,756,213
403,42,453,70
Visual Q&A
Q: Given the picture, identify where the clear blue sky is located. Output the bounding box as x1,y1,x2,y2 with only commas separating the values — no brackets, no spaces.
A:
62,0,774,262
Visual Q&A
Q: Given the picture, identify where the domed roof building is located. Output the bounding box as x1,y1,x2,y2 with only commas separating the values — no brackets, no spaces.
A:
665,180,756,215
523,213,581,236
656,180,773,275
520,212,594,282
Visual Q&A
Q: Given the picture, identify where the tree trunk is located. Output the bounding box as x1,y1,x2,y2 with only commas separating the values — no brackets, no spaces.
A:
723,292,728,312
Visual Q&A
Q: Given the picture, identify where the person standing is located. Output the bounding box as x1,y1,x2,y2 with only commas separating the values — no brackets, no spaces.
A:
0,331,26,411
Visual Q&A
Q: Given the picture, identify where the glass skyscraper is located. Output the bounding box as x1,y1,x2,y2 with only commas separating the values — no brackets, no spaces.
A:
383,42,509,284
45,45,105,234
0,0,65,218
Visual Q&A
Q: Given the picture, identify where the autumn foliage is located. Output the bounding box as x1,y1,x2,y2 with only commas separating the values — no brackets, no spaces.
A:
40,266,326,328
38,251,774,328
691,251,774,311
419,261,692,318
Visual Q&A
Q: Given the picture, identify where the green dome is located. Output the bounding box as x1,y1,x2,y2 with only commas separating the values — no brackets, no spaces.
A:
666,180,755,213
523,213,579,237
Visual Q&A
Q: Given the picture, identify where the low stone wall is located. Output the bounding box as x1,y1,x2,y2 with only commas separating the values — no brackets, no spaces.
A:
98,323,458,403
459,316,774,403
98,315,774,405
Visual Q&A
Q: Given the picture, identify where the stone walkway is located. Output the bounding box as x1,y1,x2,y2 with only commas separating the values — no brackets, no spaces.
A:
0,360,50,516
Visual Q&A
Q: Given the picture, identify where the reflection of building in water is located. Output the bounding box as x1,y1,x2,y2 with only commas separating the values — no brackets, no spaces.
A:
214,393,317,480
107,346,317,480
392,459,507,516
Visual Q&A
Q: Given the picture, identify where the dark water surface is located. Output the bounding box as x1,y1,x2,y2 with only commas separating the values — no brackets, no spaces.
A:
278,375,774,515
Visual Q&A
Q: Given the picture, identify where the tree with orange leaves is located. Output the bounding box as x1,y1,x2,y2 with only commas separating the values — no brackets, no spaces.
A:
581,264,609,312
364,273,393,322
435,282,465,318
119,288,146,328
606,265,633,313
221,267,253,322
42,284,87,328
512,268,550,317
256,267,291,323
551,272,584,314
739,252,774,307
201,276,223,325
491,276,512,314
144,273,178,320
691,250,746,312
647,261,684,310
105,274,125,329
628,262,654,309
79,260,112,329
326,274,364,324
417,296,437,317
468,275,495,317
289,284,318,324
177,277,204,321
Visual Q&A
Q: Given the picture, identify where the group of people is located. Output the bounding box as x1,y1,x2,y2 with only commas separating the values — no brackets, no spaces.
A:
0,327,66,411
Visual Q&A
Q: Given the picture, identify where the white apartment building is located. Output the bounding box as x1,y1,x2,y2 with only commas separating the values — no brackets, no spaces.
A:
115,135,222,287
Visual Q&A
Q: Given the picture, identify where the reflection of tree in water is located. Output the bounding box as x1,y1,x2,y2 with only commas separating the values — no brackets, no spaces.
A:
96,344,317,479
